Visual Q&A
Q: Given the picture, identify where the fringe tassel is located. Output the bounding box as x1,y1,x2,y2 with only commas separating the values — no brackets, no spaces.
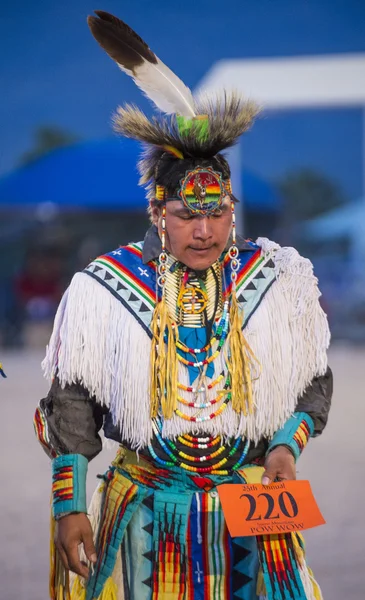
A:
256,568,267,598
50,513,71,600
292,533,323,600
149,296,178,419
87,482,105,537
98,577,118,600
70,576,117,600
70,577,86,600
227,289,259,415
307,569,323,600
43,272,153,449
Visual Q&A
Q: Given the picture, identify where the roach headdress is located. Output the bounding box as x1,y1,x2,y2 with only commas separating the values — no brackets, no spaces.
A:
87,10,259,210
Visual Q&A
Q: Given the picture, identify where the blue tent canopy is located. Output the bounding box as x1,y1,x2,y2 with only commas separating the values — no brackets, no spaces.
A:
0,138,281,212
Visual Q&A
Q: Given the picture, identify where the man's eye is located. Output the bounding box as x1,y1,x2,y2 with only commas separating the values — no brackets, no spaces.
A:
212,210,223,218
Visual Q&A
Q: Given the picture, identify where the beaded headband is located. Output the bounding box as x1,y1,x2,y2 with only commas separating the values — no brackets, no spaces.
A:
155,167,233,216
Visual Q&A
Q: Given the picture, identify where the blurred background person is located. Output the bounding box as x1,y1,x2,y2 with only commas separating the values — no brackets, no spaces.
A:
14,246,65,340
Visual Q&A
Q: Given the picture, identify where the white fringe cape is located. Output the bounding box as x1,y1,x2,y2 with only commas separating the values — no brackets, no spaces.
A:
42,238,330,449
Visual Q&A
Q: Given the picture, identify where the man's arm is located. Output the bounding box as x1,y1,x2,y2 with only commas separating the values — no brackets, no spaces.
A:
294,366,333,436
34,378,106,577
34,377,105,460
262,367,333,485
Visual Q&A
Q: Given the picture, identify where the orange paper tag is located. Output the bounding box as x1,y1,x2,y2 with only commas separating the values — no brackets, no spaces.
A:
218,480,325,537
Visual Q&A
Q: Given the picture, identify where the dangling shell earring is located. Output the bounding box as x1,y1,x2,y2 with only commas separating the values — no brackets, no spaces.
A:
229,200,240,287
158,205,168,290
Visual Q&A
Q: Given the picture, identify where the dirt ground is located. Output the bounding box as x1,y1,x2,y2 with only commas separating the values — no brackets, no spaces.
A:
0,345,364,600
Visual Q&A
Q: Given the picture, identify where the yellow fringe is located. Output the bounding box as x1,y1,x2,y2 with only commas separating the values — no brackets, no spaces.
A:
70,576,117,600
50,512,71,600
70,576,86,600
149,296,178,419
98,577,118,600
292,532,305,567
226,289,260,415
256,568,266,596
292,533,323,600
308,568,323,600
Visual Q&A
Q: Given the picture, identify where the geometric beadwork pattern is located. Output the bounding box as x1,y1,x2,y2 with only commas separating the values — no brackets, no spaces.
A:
231,537,256,599
84,242,157,336
292,419,312,455
151,490,191,599
84,241,277,337
233,254,277,328
33,404,58,459
257,533,307,600
86,471,145,600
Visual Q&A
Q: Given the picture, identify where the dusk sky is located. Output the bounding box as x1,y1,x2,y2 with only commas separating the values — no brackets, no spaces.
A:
1,0,365,200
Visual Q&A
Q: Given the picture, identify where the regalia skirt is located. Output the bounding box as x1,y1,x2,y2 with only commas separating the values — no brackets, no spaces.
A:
66,447,322,600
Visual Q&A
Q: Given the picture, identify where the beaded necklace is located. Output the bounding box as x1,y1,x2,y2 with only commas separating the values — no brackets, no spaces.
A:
177,433,221,448
168,301,229,369
162,253,234,428
177,378,230,409
177,390,226,409
147,252,252,474
176,318,228,368
174,300,229,355
175,394,230,423
177,371,225,393
148,419,250,475
164,257,223,328
176,328,228,367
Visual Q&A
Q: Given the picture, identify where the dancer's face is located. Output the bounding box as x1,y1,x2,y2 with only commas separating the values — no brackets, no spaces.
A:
152,197,232,270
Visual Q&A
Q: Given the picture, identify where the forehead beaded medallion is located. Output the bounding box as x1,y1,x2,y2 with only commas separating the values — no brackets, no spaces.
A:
178,167,227,215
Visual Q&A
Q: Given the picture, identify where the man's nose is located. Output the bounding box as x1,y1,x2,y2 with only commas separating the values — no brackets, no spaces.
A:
193,217,212,240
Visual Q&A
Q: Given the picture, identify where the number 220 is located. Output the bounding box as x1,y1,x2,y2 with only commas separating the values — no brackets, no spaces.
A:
240,491,299,521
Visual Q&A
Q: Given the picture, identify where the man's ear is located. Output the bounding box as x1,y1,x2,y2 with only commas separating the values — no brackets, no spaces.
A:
150,204,161,225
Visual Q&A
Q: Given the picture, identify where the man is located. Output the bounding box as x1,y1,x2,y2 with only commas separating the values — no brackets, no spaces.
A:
34,11,332,600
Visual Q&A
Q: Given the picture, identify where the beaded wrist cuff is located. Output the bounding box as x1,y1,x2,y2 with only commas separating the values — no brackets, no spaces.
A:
268,412,314,462
52,454,88,518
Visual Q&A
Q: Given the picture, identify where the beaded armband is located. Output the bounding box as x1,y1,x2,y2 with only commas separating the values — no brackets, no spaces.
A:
267,412,314,462
52,454,88,518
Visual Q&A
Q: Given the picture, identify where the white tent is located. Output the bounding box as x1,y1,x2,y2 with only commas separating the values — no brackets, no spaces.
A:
301,199,365,281
197,54,365,110
197,54,365,232
301,200,365,240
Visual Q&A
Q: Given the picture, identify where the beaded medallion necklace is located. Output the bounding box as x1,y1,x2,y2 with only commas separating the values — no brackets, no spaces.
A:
147,253,251,474
164,255,223,327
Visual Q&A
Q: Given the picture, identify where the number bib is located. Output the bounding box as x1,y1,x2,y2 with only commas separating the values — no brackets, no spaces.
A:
218,480,325,537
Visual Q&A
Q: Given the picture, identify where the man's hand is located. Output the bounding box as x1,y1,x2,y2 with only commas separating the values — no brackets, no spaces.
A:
261,446,296,486
55,513,97,578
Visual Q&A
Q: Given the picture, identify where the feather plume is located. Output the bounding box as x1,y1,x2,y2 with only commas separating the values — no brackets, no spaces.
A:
114,91,259,158
111,92,260,199
88,11,196,117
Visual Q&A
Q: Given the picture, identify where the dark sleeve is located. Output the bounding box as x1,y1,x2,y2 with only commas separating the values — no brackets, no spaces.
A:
295,366,333,435
34,377,107,461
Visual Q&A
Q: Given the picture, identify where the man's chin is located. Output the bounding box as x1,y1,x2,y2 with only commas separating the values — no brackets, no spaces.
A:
182,248,220,271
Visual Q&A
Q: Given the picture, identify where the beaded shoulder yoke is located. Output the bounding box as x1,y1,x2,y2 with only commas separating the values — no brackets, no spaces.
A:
43,238,330,447
83,241,276,335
